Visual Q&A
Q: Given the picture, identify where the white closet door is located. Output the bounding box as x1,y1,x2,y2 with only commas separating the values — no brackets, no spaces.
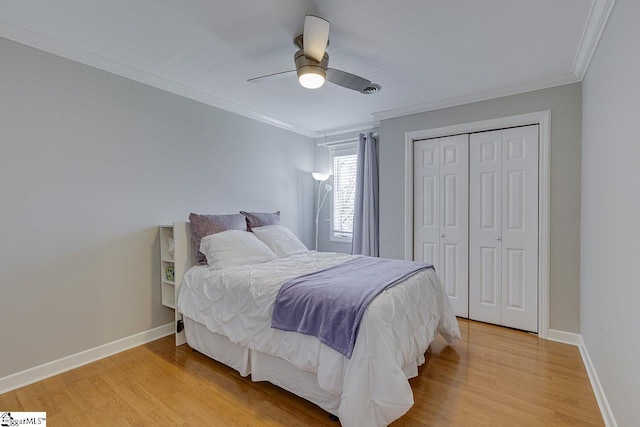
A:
469,126,538,332
500,125,538,332
414,135,468,317
439,135,469,317
414,139,440,267
469,130,503,325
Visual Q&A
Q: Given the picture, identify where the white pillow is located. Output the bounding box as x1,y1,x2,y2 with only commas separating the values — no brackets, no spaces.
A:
251,225,309,257
199,230,277,269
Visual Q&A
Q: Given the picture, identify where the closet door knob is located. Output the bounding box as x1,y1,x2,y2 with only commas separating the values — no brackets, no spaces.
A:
496,236,501,241
441,234,445,238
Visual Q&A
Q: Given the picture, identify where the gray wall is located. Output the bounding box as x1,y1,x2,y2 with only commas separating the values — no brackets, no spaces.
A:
0,37,314,379
379,83,582,333
581,0,640,424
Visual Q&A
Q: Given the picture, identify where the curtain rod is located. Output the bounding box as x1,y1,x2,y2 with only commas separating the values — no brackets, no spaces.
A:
317,132,378,147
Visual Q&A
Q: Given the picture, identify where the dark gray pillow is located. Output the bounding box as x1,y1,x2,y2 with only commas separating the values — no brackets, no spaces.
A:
189,213,247,264
240,211,281,231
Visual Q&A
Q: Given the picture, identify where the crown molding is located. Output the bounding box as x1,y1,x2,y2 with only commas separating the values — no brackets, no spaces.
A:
317,121,379,137
572,0,617,80
0,20,378,139
372,72,580,121
1,0,616,138
373,0,616,122
0,20,318,138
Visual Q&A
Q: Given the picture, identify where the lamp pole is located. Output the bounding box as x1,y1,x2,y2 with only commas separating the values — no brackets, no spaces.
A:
312,173,331,251
315,180,322,251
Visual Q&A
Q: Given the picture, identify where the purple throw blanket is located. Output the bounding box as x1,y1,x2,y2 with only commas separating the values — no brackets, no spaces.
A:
271,256,433,358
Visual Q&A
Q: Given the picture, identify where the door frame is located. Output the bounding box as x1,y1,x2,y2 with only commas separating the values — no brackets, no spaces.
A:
404,110,550,338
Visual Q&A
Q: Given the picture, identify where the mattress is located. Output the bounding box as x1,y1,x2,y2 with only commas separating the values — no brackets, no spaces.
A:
177,251,460,426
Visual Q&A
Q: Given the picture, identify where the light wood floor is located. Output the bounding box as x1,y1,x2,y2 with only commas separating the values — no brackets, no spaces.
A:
0,319,603,426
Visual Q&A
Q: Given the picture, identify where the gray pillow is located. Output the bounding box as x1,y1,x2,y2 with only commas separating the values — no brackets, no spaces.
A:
240,211,281,231
189,213,247,264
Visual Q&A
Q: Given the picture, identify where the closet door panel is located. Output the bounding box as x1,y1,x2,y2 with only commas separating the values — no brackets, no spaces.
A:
479,246,499,305
442,243,460,299
505,248,525,309
469,131,502,325
422,242,437,267
500,125,538,332
413,139,440,266
439,135,469,317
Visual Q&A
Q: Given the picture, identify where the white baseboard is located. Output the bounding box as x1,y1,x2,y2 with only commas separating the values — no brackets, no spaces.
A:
0,323,174,395
546,328,583,346
578,337,618,427
545,329,617,427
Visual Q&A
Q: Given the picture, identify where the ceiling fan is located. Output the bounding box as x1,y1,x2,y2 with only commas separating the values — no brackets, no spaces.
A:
248,15,381,94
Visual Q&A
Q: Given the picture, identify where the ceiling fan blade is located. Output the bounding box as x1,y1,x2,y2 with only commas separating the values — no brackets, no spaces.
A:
326,68,372,92
247,70,296,83
303,15,330,62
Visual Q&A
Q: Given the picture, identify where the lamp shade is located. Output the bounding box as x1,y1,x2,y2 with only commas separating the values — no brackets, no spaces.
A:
312,172,330,181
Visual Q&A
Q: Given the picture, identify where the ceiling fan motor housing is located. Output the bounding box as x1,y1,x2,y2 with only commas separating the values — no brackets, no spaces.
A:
294,49,329,80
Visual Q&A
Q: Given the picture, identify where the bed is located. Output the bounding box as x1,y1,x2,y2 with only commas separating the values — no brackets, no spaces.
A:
173,219,460,426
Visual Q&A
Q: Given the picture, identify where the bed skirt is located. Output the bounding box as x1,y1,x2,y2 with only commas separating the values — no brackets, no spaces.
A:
183,316,341,415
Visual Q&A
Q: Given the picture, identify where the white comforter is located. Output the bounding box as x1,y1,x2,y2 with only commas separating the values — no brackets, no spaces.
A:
177,252,460,427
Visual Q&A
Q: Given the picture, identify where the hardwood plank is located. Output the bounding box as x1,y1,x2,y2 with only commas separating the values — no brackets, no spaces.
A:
0,319,603,426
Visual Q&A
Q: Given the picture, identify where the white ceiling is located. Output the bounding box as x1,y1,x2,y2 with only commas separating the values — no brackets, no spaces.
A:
0,0,614,137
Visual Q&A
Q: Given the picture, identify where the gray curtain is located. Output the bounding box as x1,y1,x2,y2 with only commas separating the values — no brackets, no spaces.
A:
352,132,379,256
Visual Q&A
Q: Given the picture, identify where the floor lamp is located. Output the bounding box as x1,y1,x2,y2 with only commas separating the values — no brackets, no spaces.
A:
312,172,332,251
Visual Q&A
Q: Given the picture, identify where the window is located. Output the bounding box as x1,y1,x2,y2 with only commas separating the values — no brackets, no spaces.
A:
329,143,358,242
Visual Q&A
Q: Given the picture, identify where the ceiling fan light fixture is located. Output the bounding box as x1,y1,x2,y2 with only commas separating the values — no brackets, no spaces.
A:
249,17,375,94
297,66,326,89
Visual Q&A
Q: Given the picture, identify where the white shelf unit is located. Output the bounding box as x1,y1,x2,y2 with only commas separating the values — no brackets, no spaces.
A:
159,224,187,345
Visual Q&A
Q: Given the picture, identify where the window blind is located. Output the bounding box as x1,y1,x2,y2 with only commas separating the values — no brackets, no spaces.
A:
333,153,358,238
